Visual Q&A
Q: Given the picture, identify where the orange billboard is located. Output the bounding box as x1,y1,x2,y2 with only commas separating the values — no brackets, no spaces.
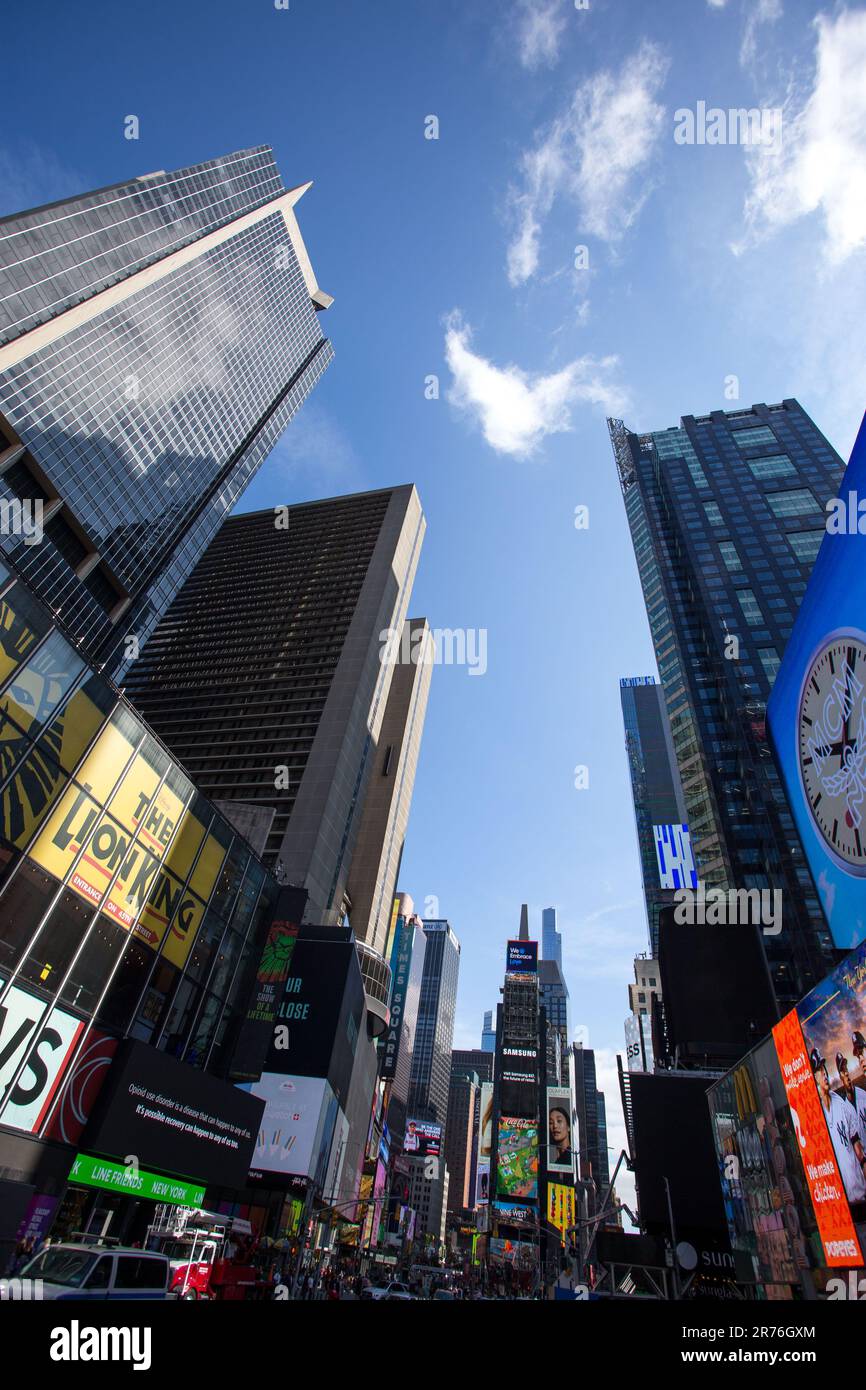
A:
772,1008,863,1268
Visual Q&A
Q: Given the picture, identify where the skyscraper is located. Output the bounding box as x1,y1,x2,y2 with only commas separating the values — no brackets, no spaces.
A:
481,1009,496,1053
407,920,461,1127
125,486,427,926
609,401,844,1007
570,1043,610,1192
344,617,432,953
0,147,333,672
406,919,460,1246
619,676,693,954
541,906,562,970
445,1068,479,1214
539,958,569,1085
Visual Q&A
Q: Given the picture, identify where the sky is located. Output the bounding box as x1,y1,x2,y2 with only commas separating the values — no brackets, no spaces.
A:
3,0,866,1210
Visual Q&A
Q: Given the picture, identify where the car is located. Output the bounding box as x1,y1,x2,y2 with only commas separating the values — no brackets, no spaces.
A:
363,1279,414,1301
10,1244,171,1301
431,1288,456,1300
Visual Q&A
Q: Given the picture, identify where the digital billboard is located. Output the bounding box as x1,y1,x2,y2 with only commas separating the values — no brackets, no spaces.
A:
782,936,866,1253
496,1118,538,1200
652,823,697,890
239,1072,338,1183
0,976,85,1135
771,1009,862,1267
404,1118,441,1157
493,1200,536,1228
547,1183,577,1243
500,1045,537,1118
475,1160,490,1206
85,1039,264,1189
506,940,537,976
479,1081,494,1160
767,412,866,948
546,1086,574,1175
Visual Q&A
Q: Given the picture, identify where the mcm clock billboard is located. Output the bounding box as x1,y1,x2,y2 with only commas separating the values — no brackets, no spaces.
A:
768,412,866,947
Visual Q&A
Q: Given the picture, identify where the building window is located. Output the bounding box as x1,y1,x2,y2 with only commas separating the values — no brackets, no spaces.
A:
766,489,820,519
703,501,724,527
737,589,765,627
786,529,825,564
731,426,778,448
758,648,782,686
718,540,743,572
747,454,796,479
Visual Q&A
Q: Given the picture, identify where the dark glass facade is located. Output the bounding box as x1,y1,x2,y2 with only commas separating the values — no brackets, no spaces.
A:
0,147,332,671
0,556,279,1150
610,400,845,1008
407,921,461,1127
620,676,690,954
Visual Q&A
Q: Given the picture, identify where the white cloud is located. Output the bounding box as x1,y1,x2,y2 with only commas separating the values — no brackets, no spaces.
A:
516,0,567,71
706,0,728,8
270,402,363,489
443,310,628,458
740,0,783,70
506,42,669,284
736,8,866,265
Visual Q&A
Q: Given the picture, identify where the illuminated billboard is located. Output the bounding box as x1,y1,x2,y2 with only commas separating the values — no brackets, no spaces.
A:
493,1201,536,1229
766,413,866,947
506,940,537,976
475,1160,490,1206
479,1081,494,1161
404,1118,441,1157
652,823,697,890
239,1073,339,1184
500,1045,537,1118
546,1086,574,1175
496,1118,538,1200
772,1010,862,1267
547,1183,577,1244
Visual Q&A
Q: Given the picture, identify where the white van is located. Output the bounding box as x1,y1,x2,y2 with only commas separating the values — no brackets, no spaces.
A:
13,1243,170,1301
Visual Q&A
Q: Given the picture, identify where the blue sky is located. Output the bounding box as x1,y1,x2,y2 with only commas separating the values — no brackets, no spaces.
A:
3,0,866,1199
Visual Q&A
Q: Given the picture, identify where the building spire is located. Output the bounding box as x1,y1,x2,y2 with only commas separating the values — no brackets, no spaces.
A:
518,903,529,940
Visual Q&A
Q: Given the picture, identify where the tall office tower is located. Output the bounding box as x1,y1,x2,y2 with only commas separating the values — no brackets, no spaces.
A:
407,920,461,1127
619,677,693,955
445,1069,479,1214
609,401,845,1007
541,906,563,970
539,959,569,1085
481,1009,496,1053
380,911,426,1147
0,147,333,672
344,617,432,952
125,486,426,925
570,1043,610,1192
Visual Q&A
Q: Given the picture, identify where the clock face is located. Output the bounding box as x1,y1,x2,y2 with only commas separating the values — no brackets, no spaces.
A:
798,630,866,876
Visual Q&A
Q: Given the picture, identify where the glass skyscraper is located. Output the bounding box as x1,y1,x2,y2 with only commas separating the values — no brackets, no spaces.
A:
0,147,333,671
609,400,845,1007
541,905,562,970
408,920,461,1127
619,676,692,954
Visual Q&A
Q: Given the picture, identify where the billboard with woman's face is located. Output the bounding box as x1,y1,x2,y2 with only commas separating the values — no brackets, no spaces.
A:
547,1086,574,1175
